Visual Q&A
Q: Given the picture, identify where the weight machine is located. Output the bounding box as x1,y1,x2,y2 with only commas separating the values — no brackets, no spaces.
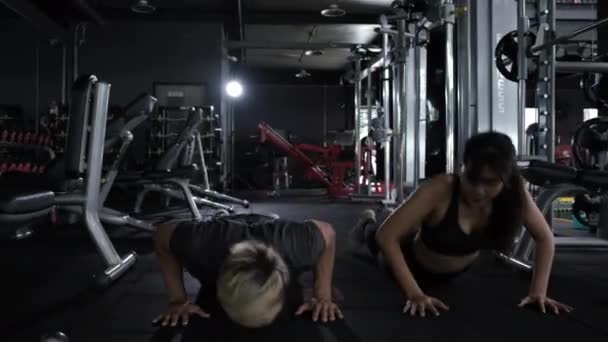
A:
493,0,608,270
350,1,465,204
495,0,608,159
257,122,356,199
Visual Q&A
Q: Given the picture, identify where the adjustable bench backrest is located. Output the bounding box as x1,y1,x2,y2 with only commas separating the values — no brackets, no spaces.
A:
105,93,157,149
65,75,97,179
155,107,203,171
122,93,157,134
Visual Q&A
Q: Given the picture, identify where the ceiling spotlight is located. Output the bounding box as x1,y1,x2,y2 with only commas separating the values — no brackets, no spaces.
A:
321,4,346,17
226,80,244,98
367,47,382,53
131,0,156,14
304,49,325,56
295,70,311,78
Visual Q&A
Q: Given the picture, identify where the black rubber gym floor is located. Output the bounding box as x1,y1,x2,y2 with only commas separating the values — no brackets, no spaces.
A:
2,195,608,341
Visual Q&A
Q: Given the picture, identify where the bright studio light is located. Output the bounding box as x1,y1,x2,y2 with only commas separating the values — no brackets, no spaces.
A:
226,80,243,98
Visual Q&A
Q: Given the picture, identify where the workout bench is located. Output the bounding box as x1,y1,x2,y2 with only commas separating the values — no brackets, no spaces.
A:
0,75,136,287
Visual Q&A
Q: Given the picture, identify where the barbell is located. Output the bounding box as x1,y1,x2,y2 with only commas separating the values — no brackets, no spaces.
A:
495,16,608,82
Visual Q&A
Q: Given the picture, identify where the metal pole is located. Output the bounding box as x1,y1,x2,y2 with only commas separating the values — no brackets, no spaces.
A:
530,16,608,54
456,0,471,169
404,22,417,189
34,42,40,134
195,132,211,190
236,0,245,63
84,81,122,266
517,0,528,155
395,15,407,202
381,15,392,202
413,41,420,188
230,105,236,190
392,64,401,203
354,58,363,194
415,35,427,185
323,84,327,147
61,44,67,105
73,25,79,81
549,0,556,163
532,0,556,162
444,0,456,174
366,66,373,195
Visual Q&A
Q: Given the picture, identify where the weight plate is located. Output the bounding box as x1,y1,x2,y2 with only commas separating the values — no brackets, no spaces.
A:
495,30,537,83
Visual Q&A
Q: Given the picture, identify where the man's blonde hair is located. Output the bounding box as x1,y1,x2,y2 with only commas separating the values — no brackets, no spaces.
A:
217,240,290,327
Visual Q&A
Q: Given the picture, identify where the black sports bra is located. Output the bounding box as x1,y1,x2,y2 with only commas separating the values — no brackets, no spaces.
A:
419,176,488,256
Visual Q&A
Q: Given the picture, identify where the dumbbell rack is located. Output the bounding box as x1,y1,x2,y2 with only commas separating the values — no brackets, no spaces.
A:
148,106,223,187
0,106,55,176
0,132,55,176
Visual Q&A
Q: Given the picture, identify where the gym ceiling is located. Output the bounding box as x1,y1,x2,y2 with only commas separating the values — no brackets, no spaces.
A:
0,0,397,72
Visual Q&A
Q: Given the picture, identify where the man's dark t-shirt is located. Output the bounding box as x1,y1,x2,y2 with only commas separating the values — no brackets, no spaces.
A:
170,214,325,283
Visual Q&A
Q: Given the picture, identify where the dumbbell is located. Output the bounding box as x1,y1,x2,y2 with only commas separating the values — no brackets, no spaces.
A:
38,164,46,174
23,131,31,144
45,135,52,146
1,129,8,142
30,132,38,145
16,131,23,144
9,130,16,143
7,162,17,173
32,164,39,173
38,134,46,145
0,162,8,173
22,162,32,173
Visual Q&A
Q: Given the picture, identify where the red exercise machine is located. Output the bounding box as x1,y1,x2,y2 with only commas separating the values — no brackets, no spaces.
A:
258,122,355,198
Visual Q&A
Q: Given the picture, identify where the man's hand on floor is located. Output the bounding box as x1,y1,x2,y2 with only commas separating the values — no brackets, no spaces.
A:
153,300,210,327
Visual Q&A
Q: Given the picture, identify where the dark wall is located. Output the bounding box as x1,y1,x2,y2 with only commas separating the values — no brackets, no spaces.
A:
79,21,224,109
235,84,350,144
0,20,224,124
0,19,63,126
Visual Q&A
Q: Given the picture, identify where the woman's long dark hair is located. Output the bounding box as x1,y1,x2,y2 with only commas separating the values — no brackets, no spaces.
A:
463,132,525,252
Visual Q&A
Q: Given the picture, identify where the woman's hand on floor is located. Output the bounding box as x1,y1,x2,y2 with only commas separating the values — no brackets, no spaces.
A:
153,300,210,326
403,293,450,318
518,295,573,315
296,298,344,323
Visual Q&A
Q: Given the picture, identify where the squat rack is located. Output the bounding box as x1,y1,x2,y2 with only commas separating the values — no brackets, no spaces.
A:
501,0,608,271
351,0,458,205
515,0,608,160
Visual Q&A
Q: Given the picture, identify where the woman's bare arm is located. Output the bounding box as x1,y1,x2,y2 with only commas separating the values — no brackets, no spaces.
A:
375,176,448,298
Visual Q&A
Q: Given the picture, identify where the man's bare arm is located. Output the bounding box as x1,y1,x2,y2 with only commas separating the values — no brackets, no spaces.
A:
155,223,188,304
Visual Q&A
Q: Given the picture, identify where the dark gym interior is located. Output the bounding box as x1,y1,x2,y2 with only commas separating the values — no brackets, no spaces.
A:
1,0,608,341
